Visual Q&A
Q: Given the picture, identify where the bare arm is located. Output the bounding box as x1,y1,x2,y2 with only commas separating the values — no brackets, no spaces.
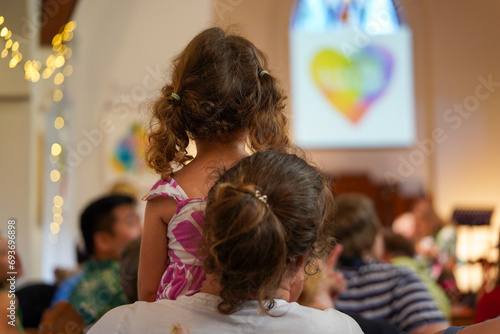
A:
137,196,177,301
409,322,450,334
434,318,500,334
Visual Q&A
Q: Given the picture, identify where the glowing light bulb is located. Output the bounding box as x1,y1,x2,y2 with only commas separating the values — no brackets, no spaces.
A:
62,31,73,42
31,71,40,82
9,57,18,68
54,117,65,129
64,48,72,59
51,143,62,156
53,89,63,102
54,195,64,207
53,214,63,224
54,73,64,85
63,65,73,76
54,55,65,68
42,68,53,79
46,54,56,67
52,34,62,46
50,222,60,234
64,20,77,32
50,169,61,182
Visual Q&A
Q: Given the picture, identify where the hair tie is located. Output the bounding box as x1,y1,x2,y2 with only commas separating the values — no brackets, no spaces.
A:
259,70,269,78
171,92,180,101
254,190,268,206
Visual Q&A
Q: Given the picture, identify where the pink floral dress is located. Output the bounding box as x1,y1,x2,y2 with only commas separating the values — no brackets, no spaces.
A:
143,177,207,300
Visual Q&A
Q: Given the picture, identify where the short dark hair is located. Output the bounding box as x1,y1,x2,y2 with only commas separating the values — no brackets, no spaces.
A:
120,236,141,303
80,195,135,256
383,229,416,258
334,193,381,258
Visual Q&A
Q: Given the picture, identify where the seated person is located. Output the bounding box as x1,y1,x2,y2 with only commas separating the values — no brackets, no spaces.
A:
297,245,401,334
90,151,363,333
475,233,500,323
333,193,449,334
39,237,143,334
383,229,451,319
119,236,141,303
436,317,500,334
50,194,142,325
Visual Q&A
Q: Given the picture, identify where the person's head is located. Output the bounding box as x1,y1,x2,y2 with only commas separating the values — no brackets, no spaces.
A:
412,198,443,239
80,195,142,260
202,150,335,314
334,193,381,259
383,229,416,260
146,27,290,179
120,236,141,303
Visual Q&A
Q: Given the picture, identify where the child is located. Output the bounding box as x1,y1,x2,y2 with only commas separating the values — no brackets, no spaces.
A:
138,27,290,302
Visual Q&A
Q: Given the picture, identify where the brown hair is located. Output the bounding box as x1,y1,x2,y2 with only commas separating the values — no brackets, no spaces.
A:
383,229,416,258
202,150,335,314
120,236,141,303
334,193,381,258
146,27,290,179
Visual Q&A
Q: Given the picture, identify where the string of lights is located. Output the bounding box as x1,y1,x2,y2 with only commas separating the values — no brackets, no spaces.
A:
0,14,76,244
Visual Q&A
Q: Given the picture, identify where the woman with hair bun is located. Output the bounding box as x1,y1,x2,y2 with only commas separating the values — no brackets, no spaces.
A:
91,151,363,333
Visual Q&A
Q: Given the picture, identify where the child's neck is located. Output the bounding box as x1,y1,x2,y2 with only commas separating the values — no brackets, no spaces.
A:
172,136,249,198
194,136,248,163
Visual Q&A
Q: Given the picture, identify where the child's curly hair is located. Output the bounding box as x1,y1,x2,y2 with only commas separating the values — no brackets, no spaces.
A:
146,27,290,179
202,150,335,315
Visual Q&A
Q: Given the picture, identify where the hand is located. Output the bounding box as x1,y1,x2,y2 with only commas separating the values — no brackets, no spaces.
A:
38,301,85,334
325,245,347,304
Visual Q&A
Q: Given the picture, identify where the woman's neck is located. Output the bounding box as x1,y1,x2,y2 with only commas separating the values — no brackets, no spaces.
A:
201,272,299,303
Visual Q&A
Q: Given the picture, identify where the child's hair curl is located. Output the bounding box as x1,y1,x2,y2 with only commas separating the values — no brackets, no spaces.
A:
146,27,290,179
202,150,335,315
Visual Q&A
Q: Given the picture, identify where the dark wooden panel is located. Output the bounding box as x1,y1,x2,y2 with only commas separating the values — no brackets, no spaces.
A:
40,0,78,45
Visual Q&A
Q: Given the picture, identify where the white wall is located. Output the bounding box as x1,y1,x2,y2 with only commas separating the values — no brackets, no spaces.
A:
0,0,42,285
428,1,500,232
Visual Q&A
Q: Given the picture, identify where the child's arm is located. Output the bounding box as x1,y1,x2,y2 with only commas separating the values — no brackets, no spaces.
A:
138,196,177,302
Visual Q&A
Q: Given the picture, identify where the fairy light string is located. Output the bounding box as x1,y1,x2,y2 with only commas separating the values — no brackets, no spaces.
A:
0,15,77,243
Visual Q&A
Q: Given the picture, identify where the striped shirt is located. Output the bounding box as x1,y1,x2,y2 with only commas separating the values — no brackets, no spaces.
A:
335,259,447,333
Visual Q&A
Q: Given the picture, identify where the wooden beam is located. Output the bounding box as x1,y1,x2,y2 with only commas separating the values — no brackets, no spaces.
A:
40,0,78,45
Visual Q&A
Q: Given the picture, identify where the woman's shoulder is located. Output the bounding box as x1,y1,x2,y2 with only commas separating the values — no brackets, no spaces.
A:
283,303,363,333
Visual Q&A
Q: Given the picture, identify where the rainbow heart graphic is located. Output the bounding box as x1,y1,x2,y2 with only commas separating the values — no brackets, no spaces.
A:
311,46,393,123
